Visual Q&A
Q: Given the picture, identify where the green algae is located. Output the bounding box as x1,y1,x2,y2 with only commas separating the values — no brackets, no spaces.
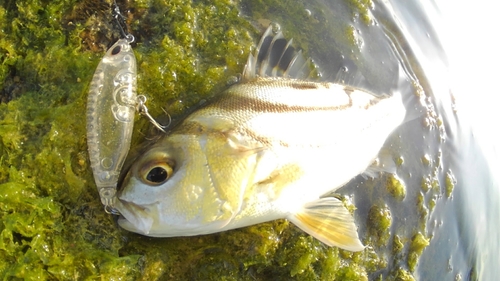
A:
367,204,392,247
428,196,437,211
421,171,440,193
386,174,406,200
347,0,374,25
0,0,434,279
417,150,447,232
0,0,253,279
389,267,416,281
416,192,429,231
392,235,404,254
408,232,429,272
445,170,456,198
345,25,363,52
396,156,404,166
421,154,431,166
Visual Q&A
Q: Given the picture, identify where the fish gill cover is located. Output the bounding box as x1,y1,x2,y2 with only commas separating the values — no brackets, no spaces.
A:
0,0,452,280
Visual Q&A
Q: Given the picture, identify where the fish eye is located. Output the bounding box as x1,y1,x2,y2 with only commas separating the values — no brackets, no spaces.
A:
140,162,174,185
146,167,169,182
111,45,122,55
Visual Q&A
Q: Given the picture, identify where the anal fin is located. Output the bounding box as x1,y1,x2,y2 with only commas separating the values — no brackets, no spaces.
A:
288,197,365,252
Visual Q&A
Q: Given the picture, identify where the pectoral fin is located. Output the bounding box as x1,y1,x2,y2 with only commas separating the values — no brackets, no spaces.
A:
288,197,365,252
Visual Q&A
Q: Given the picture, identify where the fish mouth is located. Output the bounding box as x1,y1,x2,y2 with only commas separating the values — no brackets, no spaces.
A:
114,199,155,235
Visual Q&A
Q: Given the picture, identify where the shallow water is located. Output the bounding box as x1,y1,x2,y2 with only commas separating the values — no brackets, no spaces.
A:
373,0,500,279
0,0,498,279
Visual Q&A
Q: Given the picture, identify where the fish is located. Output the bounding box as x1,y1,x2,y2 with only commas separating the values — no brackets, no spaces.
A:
114,26,406,252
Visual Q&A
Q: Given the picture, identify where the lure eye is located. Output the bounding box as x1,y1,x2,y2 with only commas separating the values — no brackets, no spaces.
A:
111,45,122,55
140,162,174,185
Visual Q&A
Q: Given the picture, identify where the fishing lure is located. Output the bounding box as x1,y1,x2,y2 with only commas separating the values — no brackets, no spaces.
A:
86,35,136,213
86,4,166,213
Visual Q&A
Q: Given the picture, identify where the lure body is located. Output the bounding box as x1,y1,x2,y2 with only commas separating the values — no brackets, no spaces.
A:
86,39,137,209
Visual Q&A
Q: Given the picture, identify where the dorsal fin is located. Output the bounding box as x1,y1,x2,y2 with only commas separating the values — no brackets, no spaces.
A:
242,25,313,81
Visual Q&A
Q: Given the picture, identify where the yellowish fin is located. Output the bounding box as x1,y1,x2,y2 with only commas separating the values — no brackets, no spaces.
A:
289,198,365,252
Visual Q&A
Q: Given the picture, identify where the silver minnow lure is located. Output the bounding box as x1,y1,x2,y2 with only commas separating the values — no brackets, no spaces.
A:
86,38,137,212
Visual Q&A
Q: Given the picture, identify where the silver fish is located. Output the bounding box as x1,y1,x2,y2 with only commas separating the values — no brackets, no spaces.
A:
115,26,406,251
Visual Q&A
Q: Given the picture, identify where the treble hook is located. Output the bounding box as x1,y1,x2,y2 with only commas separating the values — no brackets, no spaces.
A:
136,95,171,133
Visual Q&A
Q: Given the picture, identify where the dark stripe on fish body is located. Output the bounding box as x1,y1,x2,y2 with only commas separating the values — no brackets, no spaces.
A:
289,82,320,90
209,91,383,115
204,80,385,115
210,90,354,114
171,81,386,146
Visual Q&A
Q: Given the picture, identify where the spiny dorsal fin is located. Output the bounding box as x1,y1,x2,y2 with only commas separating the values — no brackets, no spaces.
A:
288,197,365,251
242,25,313,81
